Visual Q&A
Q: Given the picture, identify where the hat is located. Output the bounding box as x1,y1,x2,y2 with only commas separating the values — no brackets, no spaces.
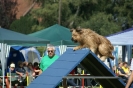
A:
10,63,15,68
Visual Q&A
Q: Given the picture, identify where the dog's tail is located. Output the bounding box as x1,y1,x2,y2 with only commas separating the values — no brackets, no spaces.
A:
109,54,114,60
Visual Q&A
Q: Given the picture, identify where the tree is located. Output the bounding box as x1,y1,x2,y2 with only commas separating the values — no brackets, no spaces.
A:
31,0,59,30
80,12,121,36
9,0,133,35
112,0,133,29
0,0,17,28
10,15,38,34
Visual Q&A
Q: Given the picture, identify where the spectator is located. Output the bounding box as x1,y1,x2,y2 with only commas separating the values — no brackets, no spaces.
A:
27,62,34,76
39,45,59,88
33,62,40,79
24,62,35,84
117,62,128,82
122,62,130,75
23,62,34,76
112,65,117,74
16,61,27,86
39,46,59,75
125,58,133,88
8,63,19,86
67,67,78,86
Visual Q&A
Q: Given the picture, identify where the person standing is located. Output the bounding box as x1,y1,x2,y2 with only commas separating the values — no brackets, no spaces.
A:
39,46,59,74
125,59,133,88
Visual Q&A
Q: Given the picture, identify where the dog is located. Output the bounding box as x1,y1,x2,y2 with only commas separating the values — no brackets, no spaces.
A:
71,27,114,62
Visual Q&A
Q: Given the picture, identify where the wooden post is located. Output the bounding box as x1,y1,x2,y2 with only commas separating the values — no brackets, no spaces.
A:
82,70,84,88
62,78,67,88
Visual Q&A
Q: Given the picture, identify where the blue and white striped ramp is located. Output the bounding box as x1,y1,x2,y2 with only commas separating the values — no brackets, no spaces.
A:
27,48,125,88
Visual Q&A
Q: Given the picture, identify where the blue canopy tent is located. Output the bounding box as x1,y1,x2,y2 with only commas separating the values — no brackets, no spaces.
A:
7,46,41,68
7,46,25,67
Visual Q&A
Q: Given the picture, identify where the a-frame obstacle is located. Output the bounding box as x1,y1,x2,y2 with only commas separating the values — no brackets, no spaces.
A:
27,48,125,88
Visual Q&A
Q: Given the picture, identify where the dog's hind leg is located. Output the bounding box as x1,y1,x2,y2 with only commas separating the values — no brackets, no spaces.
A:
100,56,107,62
95,50,100,58
97,53,101,59
90,47,97,54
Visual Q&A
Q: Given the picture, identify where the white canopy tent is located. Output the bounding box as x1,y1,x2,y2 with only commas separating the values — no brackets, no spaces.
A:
0,28,50,88
107,27,133,65
107,28,133,45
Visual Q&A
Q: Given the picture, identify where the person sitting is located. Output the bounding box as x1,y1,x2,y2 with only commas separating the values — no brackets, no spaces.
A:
122,62,130,75
117,62,128,82
67,67,78,86
23,62,34,75
112,65,117,73
7,62,19,86
16,61,27,86
33,62,40,79
23,62,35,84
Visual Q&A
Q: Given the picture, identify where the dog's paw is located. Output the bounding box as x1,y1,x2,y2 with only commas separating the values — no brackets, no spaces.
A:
73,48,76,51
73,47,79,51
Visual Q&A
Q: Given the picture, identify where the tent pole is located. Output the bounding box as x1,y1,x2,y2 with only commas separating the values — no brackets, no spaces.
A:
3,44,8,88
114,46,118,66
61,40,62,45
5,45,10,71
0,43,3,88
122,45,126,62
127,45,132,64
1,43,6,88
0,44,3,87
31,47,34,63
6,45,11,88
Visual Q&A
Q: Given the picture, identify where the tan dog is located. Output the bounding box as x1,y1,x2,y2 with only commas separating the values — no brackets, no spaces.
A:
71,27,114,62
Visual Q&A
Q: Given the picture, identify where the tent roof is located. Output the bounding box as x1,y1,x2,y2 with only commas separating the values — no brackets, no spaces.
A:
107,28,133,45
28,24,77,46
0,28,50,46
11,46,29,50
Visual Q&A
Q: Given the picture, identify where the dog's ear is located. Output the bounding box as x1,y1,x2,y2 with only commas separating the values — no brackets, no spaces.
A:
70,28,74,32
76,26,82,32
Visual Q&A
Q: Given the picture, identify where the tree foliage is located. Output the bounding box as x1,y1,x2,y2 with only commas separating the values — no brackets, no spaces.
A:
0,0,17,28
10,15,38,34
9,0,133,36
80,12,121,36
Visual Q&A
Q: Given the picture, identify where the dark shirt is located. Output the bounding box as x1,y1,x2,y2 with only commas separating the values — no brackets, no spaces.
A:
16,67,26,74
118,67,126,74
117,67,128,82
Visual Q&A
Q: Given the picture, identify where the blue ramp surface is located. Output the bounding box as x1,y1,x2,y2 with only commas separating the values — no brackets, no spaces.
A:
27,49,125,88
27,48,89,88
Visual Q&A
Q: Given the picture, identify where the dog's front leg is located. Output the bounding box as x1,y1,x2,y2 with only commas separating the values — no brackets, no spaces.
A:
73,45,85,50
73,45,85,51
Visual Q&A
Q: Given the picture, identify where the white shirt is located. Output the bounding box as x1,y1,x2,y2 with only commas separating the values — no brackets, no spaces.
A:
130,59,133,70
